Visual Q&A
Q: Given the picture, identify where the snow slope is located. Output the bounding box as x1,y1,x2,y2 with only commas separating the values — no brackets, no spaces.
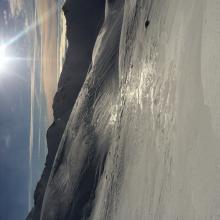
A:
41,0,220,219
27,1,105,219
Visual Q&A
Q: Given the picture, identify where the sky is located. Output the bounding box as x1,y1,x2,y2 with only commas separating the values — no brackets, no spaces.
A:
0,0,66,219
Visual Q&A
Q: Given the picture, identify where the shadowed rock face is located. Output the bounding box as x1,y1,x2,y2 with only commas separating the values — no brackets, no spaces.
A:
26,1,105,219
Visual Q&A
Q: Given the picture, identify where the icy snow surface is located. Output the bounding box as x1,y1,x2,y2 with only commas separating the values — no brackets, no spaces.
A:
41,0,220,219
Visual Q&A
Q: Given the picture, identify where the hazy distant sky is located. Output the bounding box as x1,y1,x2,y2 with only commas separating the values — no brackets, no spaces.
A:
0,0,65,219
9,0,66,122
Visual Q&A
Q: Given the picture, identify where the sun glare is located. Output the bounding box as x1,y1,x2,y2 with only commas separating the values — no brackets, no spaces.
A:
0,45,7,70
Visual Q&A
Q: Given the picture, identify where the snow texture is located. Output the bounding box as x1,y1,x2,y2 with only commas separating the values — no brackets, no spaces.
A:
41,0,220,219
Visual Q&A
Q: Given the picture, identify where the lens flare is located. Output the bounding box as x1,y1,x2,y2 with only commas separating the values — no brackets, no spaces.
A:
0,45,6,70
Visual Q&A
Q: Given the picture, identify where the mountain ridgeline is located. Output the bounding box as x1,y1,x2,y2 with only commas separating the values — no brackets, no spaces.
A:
27,0,105,219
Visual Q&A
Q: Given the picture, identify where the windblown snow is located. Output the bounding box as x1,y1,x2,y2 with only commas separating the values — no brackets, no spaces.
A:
40,0,220,219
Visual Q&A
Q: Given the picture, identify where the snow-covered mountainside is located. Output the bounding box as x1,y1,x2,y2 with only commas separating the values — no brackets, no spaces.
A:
35,0,220,219
26,1,105,219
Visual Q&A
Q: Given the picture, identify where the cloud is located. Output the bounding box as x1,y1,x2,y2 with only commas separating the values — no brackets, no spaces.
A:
9,0,24,17
36,0,66,123
5,134,11,147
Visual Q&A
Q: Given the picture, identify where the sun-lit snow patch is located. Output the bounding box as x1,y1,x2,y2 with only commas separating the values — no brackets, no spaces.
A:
121,61,156,110
109,103,118,125
58,10,68,78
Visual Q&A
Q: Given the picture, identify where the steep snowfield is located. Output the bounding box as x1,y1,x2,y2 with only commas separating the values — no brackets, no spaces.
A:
41,0,220,219
27,1,105,219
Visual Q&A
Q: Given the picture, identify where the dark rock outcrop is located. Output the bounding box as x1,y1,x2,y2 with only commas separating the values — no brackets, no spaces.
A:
26,1,105,219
